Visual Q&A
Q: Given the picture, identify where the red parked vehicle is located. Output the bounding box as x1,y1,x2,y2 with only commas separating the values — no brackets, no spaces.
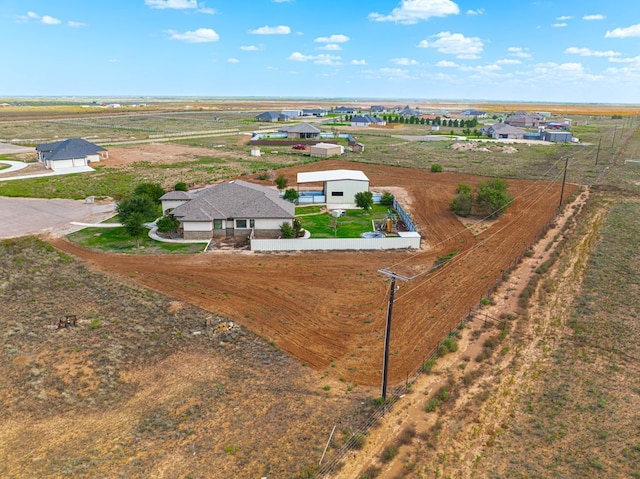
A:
292,144,307,150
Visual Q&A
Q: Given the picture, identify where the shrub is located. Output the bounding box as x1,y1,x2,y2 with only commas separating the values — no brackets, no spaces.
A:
380,192,394,206
380,445,398,463
430,164,443,173
280,222,296,238
421,359,436,373
475,178,512,218
174,181,188,192
89,318,102,329
359,466,381,479
156,215,180,233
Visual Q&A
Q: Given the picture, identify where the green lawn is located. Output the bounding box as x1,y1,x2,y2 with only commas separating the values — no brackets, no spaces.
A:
296,205,391,238
67,226,206,254
295,205,324,215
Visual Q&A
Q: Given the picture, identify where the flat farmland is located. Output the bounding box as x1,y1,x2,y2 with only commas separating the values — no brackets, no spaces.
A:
50,159,577,387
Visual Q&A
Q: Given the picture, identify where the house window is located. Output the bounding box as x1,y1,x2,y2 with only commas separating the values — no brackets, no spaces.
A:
249,219,255,228
331,191,344,197
236,219,247,228
213,219,223,229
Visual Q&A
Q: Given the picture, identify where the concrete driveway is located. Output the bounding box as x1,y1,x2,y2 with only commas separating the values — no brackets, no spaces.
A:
0,196,115,239
0,142,34,154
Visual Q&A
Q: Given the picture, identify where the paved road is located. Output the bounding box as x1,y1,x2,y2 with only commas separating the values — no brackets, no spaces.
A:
0,197,115,239
0,142,34,154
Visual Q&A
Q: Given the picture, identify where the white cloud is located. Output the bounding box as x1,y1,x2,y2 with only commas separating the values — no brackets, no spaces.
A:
250,25,291,34
318,44,342,51
508,47,532,58
418,32,483,59
496,58,522,65
167,28,220,43
552,23,567,28
240,44,264,51
68,21,87,27
466,8,484,15
287,52,341,65
605,24,640,38
556,15,573,20
609,56,640,64
227,58,239,63
314,34,350,43
436,60,458,67
288,52,314,61
392,57,419,66
352,59,367,65
27,11,39,19
565,47,620,57
198,7,215,14
369,0,459,24
378,67,414,79
42,15,62,25
145,0,197,9
583,14,605,21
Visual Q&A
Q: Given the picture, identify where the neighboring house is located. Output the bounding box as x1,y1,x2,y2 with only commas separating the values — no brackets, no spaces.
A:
504,113,545,128
255,111,287,122
302,108,328,117
543,131,573,143
281,109,303,118
279,123,322,139
482,123,527,139
370,105,386,113
351,142,365,153
333,106,358,114
431,125,440,132
161,180,294,240
36,138,108,171
297,169,369,207
309,143,343,158
350,114,387,127
461,109,488,118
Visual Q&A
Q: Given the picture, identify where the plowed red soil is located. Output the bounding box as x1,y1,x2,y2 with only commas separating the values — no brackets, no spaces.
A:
48,160,577,387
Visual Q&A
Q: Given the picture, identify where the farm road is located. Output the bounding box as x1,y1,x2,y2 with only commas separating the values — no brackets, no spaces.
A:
0,197,115,239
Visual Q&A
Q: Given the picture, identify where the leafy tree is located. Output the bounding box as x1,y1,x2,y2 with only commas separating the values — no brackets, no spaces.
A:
275,174,288,191
174,182,188,192
475,178,512,218
133,182,165,203
380,192,395,206
451,184,473,217
157,215,180,233
355,191,374,211
116,195,157,223
280,222,295,238
123,212,146,247
453,119,459,128
283,188,299,203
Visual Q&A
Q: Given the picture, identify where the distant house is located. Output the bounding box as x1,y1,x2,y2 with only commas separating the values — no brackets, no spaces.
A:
350,114,387,127
160,180,294,240
504,113,545,128
279,123,322,139
281,109,303,118
461,109,488,118
302,108,328,117
482,123,527,139
333,106,358,114
255,111,287,122
309,143,343,158
351,142,365,153
370,105,386,113
297,169,369,208
36,138,108,171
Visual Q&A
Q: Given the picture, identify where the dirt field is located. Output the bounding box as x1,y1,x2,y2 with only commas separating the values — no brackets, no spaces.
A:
49,160,577,388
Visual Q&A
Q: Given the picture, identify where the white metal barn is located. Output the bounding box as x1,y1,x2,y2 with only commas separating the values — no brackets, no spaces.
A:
297,169,370,209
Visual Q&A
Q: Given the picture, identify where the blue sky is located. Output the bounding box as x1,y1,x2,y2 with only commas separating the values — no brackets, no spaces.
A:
1,0,640,103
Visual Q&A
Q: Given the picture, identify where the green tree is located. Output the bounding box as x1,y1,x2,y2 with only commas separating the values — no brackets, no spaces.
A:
275,174,288,192
475,178,512,218
133,182,165,203
355,191,374,211
116,195,157,223
123,212,146,247
283,188,299,203
280,222,295,238
380,192,395,206
174,182,188,192
156,215,180,233
451,183,473,217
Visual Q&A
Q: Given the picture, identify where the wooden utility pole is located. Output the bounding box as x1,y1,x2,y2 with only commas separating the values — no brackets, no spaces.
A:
559,157,569,208
378,269,409,400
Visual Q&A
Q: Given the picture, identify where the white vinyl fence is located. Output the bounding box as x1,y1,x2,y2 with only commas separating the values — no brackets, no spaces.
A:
250,232,420,252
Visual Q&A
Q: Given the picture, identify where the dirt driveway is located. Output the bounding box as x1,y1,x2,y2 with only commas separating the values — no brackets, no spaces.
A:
0,197,115,239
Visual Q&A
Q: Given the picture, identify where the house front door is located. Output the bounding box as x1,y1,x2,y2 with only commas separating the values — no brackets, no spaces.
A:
226,218,234,237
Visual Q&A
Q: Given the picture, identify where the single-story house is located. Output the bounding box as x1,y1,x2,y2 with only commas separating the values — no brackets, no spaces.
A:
279,123,322,139
461,109,488,118
281,109,303,118
543,131,573,143
309,143,343,158
302,108,328,117
370,105,386,113
482,123,527,139
297,169,369,208
504,113,545,128
36,138,108,170
333,106,358,114
255,111,287,122
350,114,387,127
160,180,295,240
